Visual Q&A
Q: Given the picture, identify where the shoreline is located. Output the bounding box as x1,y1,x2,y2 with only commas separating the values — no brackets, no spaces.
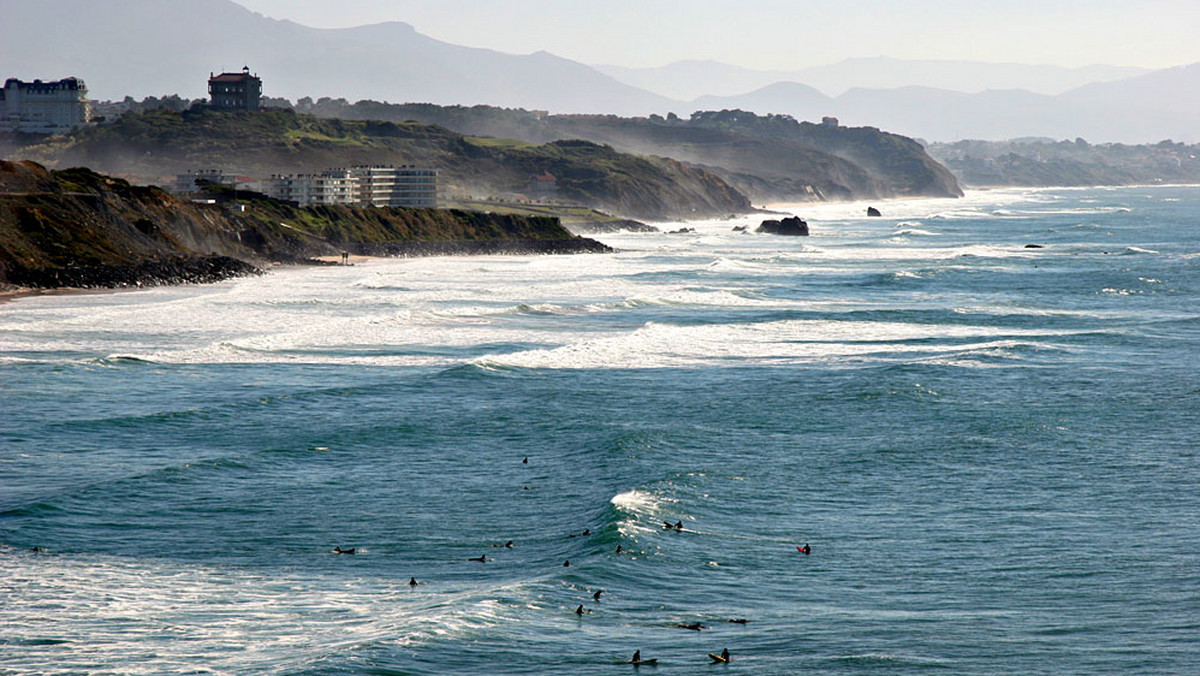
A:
0,237,615,306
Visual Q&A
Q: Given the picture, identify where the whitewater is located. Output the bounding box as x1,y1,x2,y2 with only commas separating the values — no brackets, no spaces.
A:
2,186,1198,674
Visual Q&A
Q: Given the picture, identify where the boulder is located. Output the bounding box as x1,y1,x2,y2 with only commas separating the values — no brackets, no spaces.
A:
756,216,809,236
867,206,882,217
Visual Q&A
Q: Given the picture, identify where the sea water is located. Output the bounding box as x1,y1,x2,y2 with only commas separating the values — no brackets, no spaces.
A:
1,186,1199,675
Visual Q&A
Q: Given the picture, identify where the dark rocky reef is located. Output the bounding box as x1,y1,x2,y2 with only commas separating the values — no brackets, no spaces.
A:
867,206,882,217
4,255,259,289
756,216,809,236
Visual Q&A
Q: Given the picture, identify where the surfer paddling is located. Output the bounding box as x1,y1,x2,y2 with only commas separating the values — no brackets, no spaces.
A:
708,648,730,664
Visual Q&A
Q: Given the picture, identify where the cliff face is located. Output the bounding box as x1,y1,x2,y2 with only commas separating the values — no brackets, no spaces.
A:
5,108,751,221
0,161,608,289
288,101,963,202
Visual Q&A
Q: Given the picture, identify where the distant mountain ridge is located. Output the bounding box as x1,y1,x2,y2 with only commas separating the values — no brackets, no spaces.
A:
597,57,1150,99
688,63,1200,143
1,0,1196,142
0,0,672,114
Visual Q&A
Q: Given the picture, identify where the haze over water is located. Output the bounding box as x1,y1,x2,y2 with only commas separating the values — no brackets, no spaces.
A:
2,187,1199,674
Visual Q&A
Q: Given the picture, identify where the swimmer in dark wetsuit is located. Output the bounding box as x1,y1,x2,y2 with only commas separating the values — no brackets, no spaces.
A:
409,577,419,586
332,546,355,554
468,554,487,562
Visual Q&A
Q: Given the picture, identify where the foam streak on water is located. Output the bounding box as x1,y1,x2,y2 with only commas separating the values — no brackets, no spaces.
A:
3,187,1200,674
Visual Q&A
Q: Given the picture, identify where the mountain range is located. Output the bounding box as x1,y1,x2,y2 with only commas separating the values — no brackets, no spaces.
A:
596,58,1149,99
1,0,1198,143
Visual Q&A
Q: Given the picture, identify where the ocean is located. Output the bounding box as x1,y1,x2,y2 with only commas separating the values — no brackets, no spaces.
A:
2,186,1199,675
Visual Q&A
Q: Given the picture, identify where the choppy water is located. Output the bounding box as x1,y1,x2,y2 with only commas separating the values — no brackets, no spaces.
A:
2,187,1199,675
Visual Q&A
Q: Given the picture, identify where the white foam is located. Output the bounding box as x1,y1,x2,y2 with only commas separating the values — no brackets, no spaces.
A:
0,550,531,674
474,319,1079,370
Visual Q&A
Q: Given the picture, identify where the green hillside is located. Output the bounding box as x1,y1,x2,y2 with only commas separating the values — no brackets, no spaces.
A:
291,100,963,202
4,108,750,221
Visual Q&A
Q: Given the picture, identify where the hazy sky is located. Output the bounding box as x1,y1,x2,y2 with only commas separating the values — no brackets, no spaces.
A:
233,0,1200,71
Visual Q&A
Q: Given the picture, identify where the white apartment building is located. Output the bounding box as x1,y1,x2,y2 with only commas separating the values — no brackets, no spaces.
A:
265,166,438,207
352,165,439,208
265,170,359,206
0,77,91,134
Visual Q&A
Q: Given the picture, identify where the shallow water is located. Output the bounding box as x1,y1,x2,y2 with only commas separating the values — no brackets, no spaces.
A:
2,187,1199,674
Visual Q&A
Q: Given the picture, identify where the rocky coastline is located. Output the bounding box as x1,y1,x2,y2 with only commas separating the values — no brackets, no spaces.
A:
0,161,613,292
2,255,260,291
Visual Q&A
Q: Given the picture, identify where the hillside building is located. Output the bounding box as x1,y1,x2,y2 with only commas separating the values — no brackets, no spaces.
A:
527,172,558,200
265,166,438,207
352,166,439,208
0,77,91,134
208,67,262,111
265,170,359,206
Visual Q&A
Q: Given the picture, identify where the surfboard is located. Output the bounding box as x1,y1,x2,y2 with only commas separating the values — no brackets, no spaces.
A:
708,653,729,663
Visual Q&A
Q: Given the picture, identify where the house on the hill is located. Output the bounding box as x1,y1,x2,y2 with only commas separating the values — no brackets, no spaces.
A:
0,77,91,133
208,67,262,111
527,172,557,200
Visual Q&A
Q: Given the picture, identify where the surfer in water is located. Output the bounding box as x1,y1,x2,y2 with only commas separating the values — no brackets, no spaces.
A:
630,650,657,666
575,604,592,615
799,543,811,555
408,577,419,586
332,546,355,555
468,554,487,562
709,648,730,663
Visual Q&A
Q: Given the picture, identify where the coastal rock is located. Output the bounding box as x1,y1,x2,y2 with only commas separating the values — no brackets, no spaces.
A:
756,216,809,236
0,161,614,290
867,206,882,217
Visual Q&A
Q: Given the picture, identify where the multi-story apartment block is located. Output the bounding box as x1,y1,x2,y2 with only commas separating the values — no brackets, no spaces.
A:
352,166,439,208
265,170,359,206
0,77,91,134
264,166,438,207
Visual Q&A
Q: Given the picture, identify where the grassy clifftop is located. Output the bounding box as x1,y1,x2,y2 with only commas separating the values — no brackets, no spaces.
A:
290,100,963,202
0,161,608,290
6,108,750,221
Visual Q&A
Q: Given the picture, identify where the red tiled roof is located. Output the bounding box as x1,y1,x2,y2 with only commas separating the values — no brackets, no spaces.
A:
210,72,257,83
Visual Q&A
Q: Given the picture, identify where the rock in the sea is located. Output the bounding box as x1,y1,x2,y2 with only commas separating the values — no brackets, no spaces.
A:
867,206,882,217
756,216,809,236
